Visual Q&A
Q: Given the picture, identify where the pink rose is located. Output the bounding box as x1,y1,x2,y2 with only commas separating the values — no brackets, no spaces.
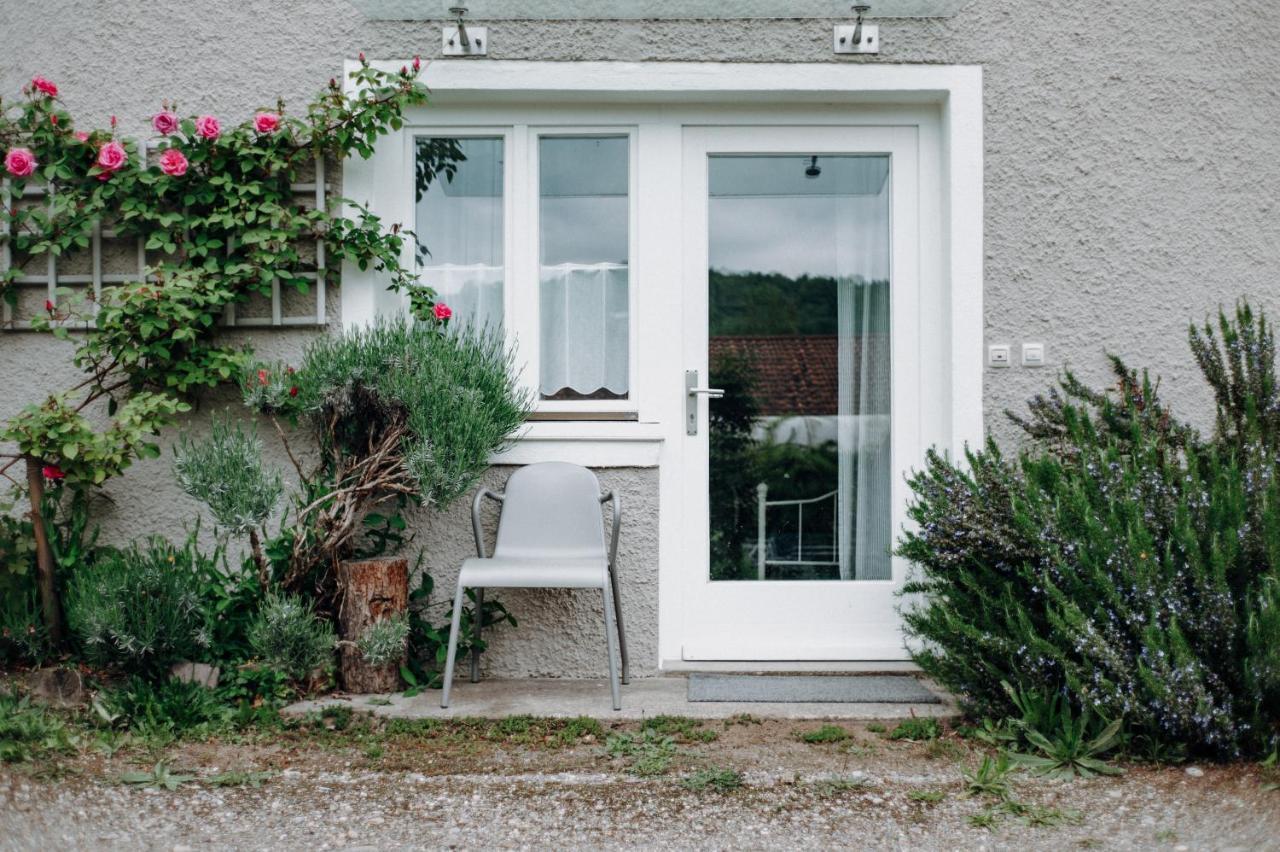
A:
41,465,65,481
96,141,127,173
253,112,280,134
195,115,221,140
30,76,57,97
74,131,90,143
433,303,452,321
4,148,37,178
152,111,179,135
159,148,188,177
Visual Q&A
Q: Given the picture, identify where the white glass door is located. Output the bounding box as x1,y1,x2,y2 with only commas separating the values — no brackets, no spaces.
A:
680,126,920,661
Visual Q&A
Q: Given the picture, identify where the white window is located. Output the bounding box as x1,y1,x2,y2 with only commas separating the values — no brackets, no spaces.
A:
411,128,637,414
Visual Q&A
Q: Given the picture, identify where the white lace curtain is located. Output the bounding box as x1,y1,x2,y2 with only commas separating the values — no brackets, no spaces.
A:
539,262,629,398
418,263,504,333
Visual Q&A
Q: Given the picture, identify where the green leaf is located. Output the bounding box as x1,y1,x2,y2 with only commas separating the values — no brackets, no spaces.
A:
61,443,78,460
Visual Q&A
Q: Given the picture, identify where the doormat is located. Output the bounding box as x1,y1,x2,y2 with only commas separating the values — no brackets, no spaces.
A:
687,674,941,704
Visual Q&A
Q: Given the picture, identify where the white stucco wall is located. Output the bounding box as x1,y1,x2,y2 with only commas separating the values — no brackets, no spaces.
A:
2,1,1279,676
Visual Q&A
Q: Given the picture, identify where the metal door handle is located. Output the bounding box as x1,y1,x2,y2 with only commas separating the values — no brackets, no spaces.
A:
685,370,723,435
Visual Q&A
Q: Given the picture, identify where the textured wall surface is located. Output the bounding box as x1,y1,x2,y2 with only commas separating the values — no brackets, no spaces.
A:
2,0,1279,676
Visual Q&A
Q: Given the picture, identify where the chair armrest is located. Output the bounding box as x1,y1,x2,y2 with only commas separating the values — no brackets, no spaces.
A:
600,490,621,572
471,488,505,558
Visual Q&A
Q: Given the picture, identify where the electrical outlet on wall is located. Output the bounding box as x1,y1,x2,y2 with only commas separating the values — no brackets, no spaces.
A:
988,344,1011,368
1022,342,1046,367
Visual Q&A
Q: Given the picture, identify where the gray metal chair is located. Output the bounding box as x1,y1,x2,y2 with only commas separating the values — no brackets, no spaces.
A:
441,462,629,710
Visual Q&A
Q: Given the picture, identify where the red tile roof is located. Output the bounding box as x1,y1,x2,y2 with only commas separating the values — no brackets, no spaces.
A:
709,334,889,416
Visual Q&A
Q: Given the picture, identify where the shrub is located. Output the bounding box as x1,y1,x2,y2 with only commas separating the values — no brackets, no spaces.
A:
174,418,282,586
899,302,1280,757
356,614,409,667
96,676,230,739
247,593,335,682
65,536,214,675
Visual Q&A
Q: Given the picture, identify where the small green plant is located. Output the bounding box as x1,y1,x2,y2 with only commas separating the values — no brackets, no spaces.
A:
1005,694,1124,780
95,676,230,740
0,689,78,763
173,418,282,587
205,769,274,788
908,789,946,804
723,713,762,728
1154,828,1179,843
865,722,887,734
964,753,1014,799
120,762,195,791
356,614,409,667
967,808,1001,830
65,535,216,675
681,767,743,792
889,716,941,741
641,715,719,743
247,592,336,683
606,729,679,777
798,724,849,744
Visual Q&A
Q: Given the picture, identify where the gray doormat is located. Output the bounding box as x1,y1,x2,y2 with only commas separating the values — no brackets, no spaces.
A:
687,674,941,704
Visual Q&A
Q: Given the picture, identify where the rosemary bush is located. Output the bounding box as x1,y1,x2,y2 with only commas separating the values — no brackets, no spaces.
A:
356,614,409,667
247,593,335,682
899,302,1280,758
174,418,282,585
65,536,215,675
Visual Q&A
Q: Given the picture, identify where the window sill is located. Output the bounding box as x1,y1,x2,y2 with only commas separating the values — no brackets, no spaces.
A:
490,420,664,467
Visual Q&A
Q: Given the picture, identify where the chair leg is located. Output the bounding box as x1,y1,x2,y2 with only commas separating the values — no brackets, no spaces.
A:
601,580,621,711
609,567,630,685
440,581,467,709
470,588,484,683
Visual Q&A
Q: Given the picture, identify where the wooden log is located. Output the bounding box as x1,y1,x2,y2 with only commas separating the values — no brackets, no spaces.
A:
336,556,408,693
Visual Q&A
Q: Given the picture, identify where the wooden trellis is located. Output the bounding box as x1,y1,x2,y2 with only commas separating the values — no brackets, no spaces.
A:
1,154,329,331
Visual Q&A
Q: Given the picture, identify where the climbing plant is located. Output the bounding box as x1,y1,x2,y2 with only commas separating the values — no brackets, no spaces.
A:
0,57,459,643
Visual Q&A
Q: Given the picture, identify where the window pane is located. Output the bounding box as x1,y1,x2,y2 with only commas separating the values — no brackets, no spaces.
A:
707,154,891,582
415,137,504,331
539,136,629,400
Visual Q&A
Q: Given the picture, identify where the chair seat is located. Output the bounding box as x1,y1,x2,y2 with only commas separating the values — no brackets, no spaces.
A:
457,556,609,589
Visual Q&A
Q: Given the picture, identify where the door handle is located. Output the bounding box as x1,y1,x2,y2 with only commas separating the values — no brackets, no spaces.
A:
685,370,724,435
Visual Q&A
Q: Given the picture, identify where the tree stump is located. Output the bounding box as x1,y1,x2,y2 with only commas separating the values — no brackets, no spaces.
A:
336,556,408,693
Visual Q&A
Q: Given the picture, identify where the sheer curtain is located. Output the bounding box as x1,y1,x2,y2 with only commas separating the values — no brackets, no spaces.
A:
538,136,630,399
415,137,504,332
539,262,629,398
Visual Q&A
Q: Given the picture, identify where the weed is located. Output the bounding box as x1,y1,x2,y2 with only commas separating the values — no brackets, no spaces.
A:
641,715,719,743
1007,710,1124,779
964,753,1014,799
908,789,946,804
798,724,849,744
0,690,78,763
967,807,1000,830
723,713,762,728
119,762,195,791
205,769,274,788
96,677,231,741
318,705,354,731
366,697,393,706
924,738,965,761
865,722,887,734
890,717,941,741
606,729,679,777
681,767,743,792
1022,804,1080,828
364,743,384,759
812,776,872,797
1154,828,1178,843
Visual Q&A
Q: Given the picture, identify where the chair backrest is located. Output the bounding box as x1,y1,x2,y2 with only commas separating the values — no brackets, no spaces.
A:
493,462,606,560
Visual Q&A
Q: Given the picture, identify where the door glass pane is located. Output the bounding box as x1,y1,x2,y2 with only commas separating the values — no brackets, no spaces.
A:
539,135,630,400
415,137,504,331
708,154,891,582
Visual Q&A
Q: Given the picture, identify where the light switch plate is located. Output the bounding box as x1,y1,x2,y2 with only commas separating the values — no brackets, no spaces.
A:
988,344,1011,368
1022,342,1046,367
834,24,880,54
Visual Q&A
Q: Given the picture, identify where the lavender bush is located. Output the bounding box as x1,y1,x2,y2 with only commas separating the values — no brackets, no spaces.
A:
899,302,1280,757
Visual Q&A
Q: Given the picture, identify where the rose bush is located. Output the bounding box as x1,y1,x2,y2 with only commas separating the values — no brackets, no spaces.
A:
0,57,459,644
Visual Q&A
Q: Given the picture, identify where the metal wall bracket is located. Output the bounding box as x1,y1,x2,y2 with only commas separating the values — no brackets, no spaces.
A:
834,23,879,54
443,24,487,55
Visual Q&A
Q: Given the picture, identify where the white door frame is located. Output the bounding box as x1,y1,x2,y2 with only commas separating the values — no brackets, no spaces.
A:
342,61,985,671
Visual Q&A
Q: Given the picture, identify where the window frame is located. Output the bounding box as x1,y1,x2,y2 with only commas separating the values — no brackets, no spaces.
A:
404,124,640,415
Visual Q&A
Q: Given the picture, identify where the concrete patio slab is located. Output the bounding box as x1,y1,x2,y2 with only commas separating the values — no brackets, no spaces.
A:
284,675,957,720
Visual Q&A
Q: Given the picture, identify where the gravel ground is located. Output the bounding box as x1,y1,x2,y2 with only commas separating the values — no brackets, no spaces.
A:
1,718,1276,851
